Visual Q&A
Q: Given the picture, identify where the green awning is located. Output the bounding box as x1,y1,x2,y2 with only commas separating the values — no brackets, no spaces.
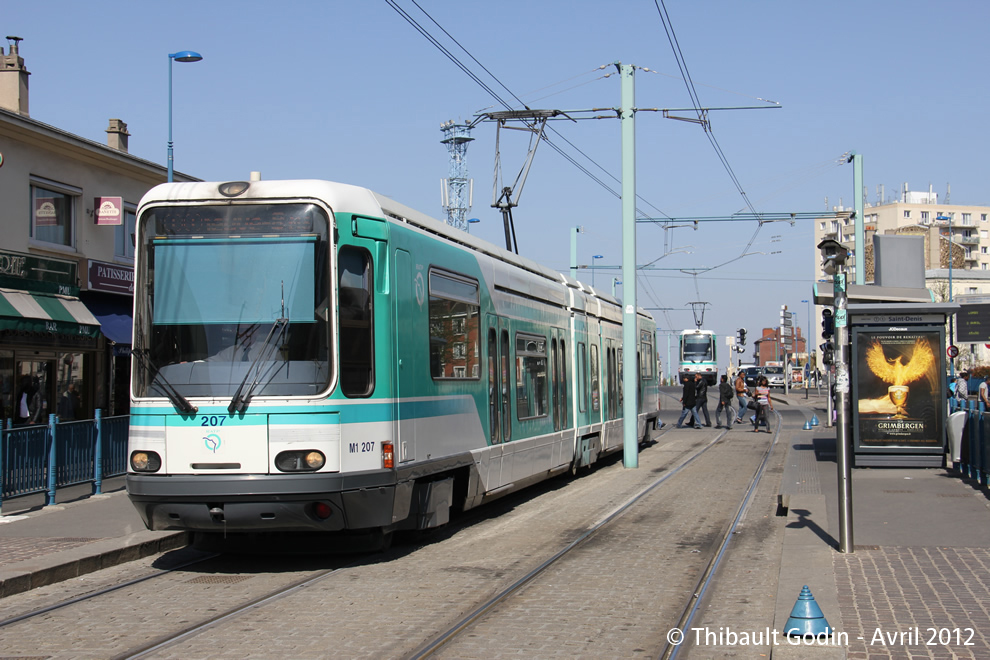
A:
0,288,101,338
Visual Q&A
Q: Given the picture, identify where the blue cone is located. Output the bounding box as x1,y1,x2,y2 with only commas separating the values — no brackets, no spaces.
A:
811,414,820,426
803,420,812,430
784,585,831,637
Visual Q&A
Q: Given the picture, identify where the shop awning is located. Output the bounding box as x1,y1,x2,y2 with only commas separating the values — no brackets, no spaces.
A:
83,294,133,345
0,288,101,338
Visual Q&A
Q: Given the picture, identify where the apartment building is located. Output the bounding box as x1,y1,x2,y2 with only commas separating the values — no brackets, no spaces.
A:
812,185,990,367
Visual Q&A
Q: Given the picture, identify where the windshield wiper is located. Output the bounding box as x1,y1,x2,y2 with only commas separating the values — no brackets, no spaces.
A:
227,318,289,415
132,348,198,415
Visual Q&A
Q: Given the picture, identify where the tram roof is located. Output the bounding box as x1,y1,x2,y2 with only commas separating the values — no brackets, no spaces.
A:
139,178,654,319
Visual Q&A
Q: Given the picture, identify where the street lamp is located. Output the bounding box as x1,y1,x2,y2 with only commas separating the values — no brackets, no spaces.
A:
801,298,811,397
592,254,603,287
467,218,480,234
612,278,622,297
167,50,203,183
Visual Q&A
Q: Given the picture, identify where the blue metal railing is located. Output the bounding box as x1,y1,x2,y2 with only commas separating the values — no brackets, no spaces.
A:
948,399,988,486
1,413,129,508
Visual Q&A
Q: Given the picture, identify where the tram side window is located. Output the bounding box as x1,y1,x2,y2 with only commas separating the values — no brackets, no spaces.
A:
590,343,601,412
617,348,623,409
429,270,480,380
577,342,587,413
338,247,374,396
515,333,548,420
640,330,653,379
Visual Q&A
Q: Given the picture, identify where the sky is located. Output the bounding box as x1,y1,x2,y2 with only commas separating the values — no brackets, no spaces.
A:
6,0,990,374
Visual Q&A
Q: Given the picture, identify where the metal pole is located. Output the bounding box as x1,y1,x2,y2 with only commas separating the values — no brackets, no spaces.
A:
619,62,638,469
949,229,955,380
834,269,854,553
167,54,174,183
570,226,580,280
851,152,865,285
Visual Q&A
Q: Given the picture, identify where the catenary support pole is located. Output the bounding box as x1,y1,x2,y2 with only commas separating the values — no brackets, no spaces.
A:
619,62,638,469
851,152,865,286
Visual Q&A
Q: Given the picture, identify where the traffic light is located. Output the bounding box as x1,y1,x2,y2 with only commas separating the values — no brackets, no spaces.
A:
820,341,834,365
821,308,834,339
737,328,747,346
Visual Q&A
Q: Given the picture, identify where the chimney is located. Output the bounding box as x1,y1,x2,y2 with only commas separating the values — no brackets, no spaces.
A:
0,36,29,115
106,118,130,152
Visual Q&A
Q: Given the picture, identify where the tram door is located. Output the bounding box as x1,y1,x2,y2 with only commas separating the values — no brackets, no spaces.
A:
394,249,421,463
486,315,509,445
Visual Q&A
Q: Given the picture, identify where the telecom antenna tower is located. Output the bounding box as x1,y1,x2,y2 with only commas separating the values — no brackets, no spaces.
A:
440,119,475,231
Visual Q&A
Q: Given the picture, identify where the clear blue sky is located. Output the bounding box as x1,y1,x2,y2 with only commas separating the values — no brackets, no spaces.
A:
7,1,989,373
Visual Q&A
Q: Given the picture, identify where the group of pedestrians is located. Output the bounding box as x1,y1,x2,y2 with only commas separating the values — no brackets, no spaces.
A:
676,370,772,432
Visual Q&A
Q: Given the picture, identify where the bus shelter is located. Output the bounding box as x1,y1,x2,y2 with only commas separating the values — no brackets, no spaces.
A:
847,303,958,466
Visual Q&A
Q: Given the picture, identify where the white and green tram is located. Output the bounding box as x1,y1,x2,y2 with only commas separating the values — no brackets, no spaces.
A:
125,179,661,547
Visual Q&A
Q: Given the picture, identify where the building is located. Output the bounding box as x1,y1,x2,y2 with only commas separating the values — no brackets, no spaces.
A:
0,37,196,423
812,184,990,368
753,326,806,367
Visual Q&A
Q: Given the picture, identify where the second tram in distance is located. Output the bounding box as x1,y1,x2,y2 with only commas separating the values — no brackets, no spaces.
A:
678,328,718,385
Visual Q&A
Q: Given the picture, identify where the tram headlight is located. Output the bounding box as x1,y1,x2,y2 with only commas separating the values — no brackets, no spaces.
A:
275,450,326,472
130,451,162,473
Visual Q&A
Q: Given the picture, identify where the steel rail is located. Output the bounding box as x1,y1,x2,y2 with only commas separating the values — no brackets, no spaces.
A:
406,406,725,659
662,408,783,660
0,552,219,629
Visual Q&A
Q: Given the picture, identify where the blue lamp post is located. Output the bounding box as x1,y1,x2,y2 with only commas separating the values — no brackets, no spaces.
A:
592,254,603,287
467,218,480,234
167,50,203,182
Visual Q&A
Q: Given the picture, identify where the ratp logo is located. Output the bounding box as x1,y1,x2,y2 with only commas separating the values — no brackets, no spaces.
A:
204,433,221,453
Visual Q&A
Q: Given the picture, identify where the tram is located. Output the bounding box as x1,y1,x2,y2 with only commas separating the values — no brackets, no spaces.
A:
678,329,718,385
125,178,661,546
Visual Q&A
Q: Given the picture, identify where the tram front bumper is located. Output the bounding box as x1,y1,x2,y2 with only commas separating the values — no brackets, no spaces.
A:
126,471,410,533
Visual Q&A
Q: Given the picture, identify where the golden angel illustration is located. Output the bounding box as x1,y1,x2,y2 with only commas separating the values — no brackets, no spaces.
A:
859,338,936,418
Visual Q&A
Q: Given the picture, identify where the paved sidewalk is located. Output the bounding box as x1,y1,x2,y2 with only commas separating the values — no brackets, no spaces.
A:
774,391,990,659
0,486,187,597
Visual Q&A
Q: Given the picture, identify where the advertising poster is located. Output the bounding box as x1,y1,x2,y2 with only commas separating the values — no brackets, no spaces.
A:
852,326,944,451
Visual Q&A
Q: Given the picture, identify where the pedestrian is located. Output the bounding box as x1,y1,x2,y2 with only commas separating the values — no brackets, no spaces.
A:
694,373,712,427
753,376,772,433
980,375,990,410
675,374,699,428
14,375,32,426
734,370,749,423
58,382,80,421
715,374,734,429
954,371,969,408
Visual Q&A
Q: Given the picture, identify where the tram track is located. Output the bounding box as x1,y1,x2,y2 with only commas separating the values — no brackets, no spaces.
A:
410,400,783,659
0,411,779,658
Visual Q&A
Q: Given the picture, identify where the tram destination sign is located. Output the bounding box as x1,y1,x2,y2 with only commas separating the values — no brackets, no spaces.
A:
958,303,990,343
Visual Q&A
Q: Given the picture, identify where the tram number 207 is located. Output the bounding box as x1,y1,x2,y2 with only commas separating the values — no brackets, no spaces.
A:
349,441,375,453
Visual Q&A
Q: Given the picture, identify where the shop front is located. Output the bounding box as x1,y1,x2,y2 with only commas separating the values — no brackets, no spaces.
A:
0,251,101,424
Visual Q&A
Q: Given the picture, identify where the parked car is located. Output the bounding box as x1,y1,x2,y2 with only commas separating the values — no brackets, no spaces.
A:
743,366,763,388
763,365,785,388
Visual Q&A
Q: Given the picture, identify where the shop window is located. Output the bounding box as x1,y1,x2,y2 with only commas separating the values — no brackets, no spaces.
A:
30,177,79,248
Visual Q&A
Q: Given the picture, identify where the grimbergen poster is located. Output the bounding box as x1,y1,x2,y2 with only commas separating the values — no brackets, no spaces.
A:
851,326,944,451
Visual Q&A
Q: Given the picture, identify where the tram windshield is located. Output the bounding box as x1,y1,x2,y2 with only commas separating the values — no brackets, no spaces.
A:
681,334,713,362
133,203,331,400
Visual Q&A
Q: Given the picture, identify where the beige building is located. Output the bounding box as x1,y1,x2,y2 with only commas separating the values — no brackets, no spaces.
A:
812,186,990,368
0,37,195,421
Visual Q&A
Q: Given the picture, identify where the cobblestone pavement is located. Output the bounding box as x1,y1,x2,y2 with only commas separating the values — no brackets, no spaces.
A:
0,537,101,566
835,547,990,659
0,425,781,659
431,429,777,659
679,411,790,659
